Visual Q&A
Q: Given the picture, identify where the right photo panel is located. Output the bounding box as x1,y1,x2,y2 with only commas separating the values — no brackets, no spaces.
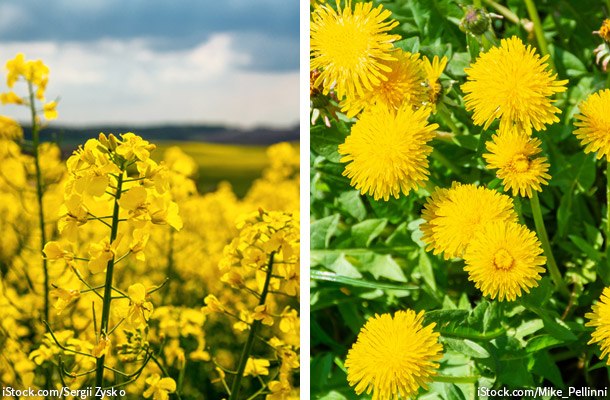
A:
310,0,610,399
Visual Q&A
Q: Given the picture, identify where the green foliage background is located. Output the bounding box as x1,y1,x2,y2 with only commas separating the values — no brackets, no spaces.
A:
310,0,610,399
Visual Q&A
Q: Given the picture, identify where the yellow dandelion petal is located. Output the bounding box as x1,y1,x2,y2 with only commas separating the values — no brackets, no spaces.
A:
574,89,610,160
463,221,546,302
340,50,427,118
422,55,448,110
461,36,568,132
310,0,401,100
345,310,443,400
483,126,551,198
420,183,518,260
585,287,610,363
338,104,438,201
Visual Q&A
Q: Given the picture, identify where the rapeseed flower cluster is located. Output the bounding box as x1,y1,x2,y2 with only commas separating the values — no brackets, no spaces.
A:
0,52,300,398
311,1,448,201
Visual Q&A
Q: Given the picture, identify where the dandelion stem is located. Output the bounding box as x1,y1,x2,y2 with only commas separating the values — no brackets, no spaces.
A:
523,0,558,75
434,375,480,384
229,252,275,400
95,167,124,388
607,161,610,250
530,191,570,297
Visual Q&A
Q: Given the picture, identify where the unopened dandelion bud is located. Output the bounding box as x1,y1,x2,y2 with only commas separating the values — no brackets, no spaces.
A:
459,6,490,36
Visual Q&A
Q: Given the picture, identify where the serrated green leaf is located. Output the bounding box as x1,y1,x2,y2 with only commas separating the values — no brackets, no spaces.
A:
351,219,388,247
311,214,340,249
525,334,564,353
311,123,349,163
443,337,490,358
444,383,467,400
419,249,436,291
395,36,420,53
569,234,602,262
310,270,417,291
540,315,577,341
337,190,367,221
327,254,363,279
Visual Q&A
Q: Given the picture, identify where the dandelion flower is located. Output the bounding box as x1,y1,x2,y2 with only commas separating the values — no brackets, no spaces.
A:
420,183,518,259
310,0,400,99
483,126,551,198
574,89,610,160
345,310,443,400
585,287,610,364
461,36,568,132
463,221,546,301
340,50,427,118
597,19,610,42
338,104,438,201
422,55,448,112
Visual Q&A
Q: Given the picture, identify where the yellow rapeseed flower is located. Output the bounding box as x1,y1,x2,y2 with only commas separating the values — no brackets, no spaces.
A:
339,50,427,118
585,287,610,364
483,126,551,198
463,221,546,301
573,89,610,160
345,310,443,400
244,358,270,377
461,36,568,132
420,183,518,260
338,104,438,201
143,374,176,400
310,0,400,99
0,116,23,140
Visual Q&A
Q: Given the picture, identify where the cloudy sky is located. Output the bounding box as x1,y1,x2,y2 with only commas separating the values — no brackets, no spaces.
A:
0,0,299,127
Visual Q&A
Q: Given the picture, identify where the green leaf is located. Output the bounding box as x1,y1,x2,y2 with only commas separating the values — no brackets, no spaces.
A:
569,234,603,262
317,392,348,400
326,254,362,279
444,383,467,400
443,338,490,359
310,270,417,291
525,334,564,353
311,214,340,249
540,315,577,341
531,351,565,388
466,34,480,61
310,353,334,391
395,36,420,54
419,249,437,291
310,123,349,163
360,253,407,282
337,190,366,221
351,219,388,247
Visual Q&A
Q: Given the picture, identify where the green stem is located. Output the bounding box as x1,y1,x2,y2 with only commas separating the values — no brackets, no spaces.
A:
28,81,49,324
439,328,506,341
607,161,610,250
530,191,570,297
434,375,480,384
483,0,520,25
94,169,125,388
229,252,275,400
523,0,558,74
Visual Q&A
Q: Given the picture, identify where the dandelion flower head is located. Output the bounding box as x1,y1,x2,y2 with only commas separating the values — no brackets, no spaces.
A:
340,49,427,118
345,309,443,400
310,0,400,99
574,89,610,160
338,104,438,201
483,126,551,198
463,220,546,301
422,55,448,111
598,19,610,42
585,287,610,364
420,183,518,260
461,36,568,132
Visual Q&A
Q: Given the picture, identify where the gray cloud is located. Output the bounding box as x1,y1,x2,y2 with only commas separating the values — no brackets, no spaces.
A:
0,0,299,71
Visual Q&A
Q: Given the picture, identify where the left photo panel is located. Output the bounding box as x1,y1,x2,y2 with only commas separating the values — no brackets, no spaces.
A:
0,1,300,399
